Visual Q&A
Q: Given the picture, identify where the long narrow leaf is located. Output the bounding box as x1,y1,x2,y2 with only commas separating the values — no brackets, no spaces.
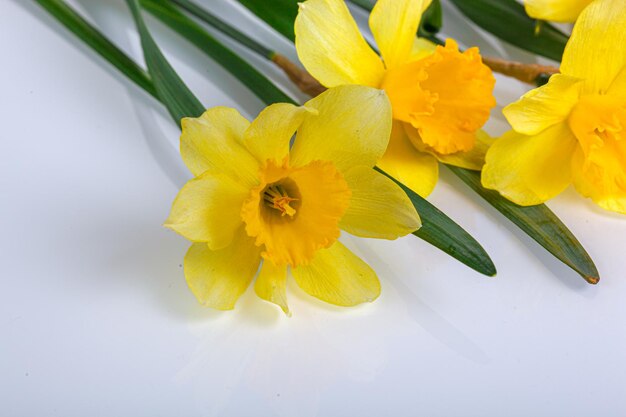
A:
377,168,496,276
127,0,205,122
34,0,157,99
448,0,568,62
448,167,598,284
213,0,599,283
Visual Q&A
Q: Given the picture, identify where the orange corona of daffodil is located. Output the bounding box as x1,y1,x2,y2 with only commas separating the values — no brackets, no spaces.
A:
164,85,421,314
294,0,496,197
482,0,626,214
524,0,594,23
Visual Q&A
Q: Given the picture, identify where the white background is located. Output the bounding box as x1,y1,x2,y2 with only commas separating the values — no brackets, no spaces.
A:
1,1,625,416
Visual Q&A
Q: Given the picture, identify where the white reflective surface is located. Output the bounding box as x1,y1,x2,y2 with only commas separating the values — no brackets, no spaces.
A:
2,1,625,416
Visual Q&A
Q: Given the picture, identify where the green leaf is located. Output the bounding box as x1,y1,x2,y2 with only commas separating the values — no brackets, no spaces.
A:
141,0,295,105
448,0,568,62
377,168,496,277
34,0,157,99
447,166,598,284
419,0,443,37
235,0,299,42
126,0,205,122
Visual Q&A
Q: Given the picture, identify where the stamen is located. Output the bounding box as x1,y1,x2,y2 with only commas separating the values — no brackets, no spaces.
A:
263,184,298,217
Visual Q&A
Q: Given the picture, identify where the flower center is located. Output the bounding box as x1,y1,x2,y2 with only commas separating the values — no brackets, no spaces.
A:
263,183,299,217
241,160,351,266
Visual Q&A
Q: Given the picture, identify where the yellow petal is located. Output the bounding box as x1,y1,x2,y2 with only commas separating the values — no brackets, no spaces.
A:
378,123,439,197
369,0,425,70
340,166,421,239
503,74,584,136
481,123,577,205
569,94,626,214
243,103,314,164
184,228,261,310
254,261,290,315
609,68,626,96
432,130,495,171
568,94,626,163
180,107,259,186
561,0,626,94
571,147,626,214
409,37,438,63
404,123,494,171
294,0,385,87
165,171,248,250
292,241,380,307
380,56,434,123
290,85,392,173
524,0,593,23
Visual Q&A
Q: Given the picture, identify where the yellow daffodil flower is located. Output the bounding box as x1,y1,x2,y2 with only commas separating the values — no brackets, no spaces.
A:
524,0,594,23
294,0,496,197
165,85,421,314
482,0,626,213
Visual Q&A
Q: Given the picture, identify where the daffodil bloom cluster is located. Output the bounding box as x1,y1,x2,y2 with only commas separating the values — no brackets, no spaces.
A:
483,0,626,213
165,86,421,313
524,0,594,23
295,0,496,197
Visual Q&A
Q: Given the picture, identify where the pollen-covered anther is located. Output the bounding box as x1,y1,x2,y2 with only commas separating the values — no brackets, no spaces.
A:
263,184,298,217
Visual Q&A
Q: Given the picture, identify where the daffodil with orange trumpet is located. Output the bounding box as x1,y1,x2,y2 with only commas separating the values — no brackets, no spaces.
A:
165,85,421,314
295,0,496,197
483,0,626,214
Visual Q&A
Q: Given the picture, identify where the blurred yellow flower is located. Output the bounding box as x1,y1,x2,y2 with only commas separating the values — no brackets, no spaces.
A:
165,85,421,314
524,0,593,23
295,0,496,197
482,0,626,213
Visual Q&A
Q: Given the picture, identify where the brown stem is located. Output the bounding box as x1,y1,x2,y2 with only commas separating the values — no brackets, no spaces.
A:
481,56,560,85
271,53,560,98
271,53,327,97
